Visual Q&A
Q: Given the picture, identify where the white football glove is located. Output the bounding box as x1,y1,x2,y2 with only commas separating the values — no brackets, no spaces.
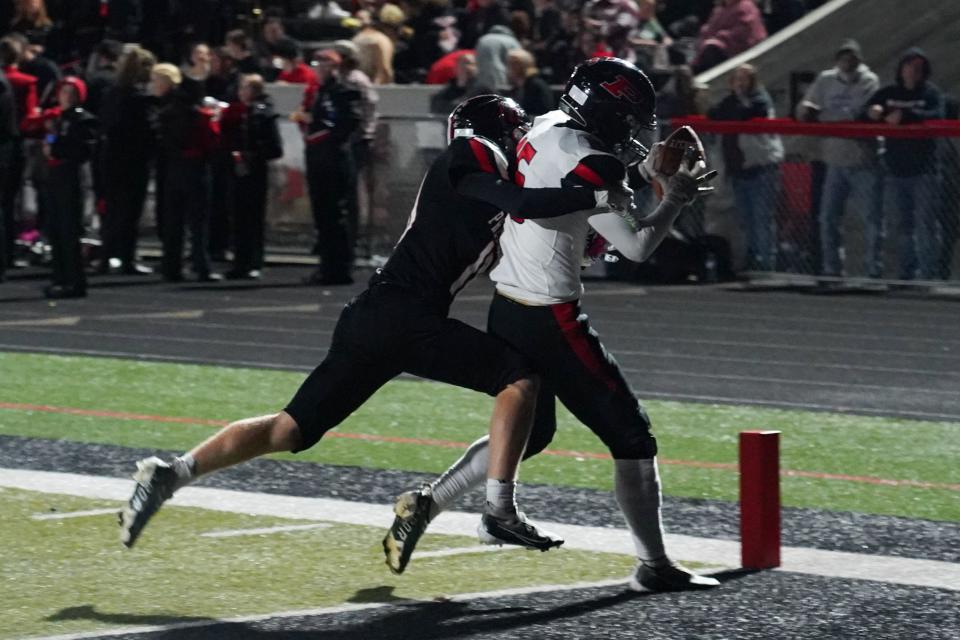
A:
596,181,634,212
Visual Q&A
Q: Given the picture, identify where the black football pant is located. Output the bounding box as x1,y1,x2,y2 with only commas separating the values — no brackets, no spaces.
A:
231,162,268,271
160,158,211,278
487,292,657,460
306,145,355,279
47,163,87,291
285,283,534,451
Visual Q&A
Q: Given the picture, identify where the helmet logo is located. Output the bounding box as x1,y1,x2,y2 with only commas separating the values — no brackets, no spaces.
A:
600,75,643,103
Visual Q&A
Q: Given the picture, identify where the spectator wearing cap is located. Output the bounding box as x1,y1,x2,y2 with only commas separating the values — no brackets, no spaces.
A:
429,52,490,114
275,39,315,86
475,24,520,91
708,64,784,271
221,74,283,280
866,49,945,280
33,77,98,298
99,46,157,276
0,36,38,272
291,49,361,285
151,63,222,283
225,29,261,76
353,4,405,85
798,39,881,279
692,0,767,74
506,48,552,116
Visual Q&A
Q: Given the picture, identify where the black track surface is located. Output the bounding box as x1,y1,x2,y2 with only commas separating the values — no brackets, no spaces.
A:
3,266,959,639
1,265,959,421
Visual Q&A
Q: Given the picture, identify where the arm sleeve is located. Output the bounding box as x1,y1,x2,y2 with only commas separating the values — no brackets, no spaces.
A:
561,153,626,189
587,195,685,263
455,171,600,219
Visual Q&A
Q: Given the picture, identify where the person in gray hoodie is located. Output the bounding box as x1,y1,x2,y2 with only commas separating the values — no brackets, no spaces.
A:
865,48,944,280
798,39,881,278
475,24,520,91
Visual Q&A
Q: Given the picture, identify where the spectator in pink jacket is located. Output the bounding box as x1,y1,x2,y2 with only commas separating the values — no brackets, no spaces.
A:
693,0,767,74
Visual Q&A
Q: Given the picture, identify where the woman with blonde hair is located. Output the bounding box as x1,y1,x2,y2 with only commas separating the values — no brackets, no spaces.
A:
99,47,158,275
707,63,784,271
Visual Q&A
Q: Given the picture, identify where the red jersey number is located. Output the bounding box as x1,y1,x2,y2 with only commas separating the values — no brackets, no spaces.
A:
512,139,538,223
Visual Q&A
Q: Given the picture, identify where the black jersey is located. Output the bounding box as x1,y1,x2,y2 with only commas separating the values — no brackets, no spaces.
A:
372,136,598,308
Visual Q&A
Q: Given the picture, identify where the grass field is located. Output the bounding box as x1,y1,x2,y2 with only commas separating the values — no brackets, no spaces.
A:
1,352,958,522
2,351,959,639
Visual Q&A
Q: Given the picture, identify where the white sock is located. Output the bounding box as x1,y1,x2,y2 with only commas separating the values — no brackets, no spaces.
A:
614,457,669,567
171,453,197,492
485,479,518,518
429,436,489,518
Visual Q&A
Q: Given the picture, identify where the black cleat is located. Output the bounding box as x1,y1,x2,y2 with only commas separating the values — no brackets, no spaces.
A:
628,561,720,592
477,511,564,551
118,457,178,548
383,486,435,574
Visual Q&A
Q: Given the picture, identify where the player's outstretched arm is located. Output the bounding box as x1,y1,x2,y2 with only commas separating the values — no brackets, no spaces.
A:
588,160,706,263
454,171,631,219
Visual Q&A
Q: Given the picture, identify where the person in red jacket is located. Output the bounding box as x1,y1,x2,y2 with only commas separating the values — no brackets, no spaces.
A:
0,36,38,271
151,63,222,283
275,38,316,86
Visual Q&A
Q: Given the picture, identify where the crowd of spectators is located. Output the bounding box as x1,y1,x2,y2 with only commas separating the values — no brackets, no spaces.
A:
1,0,954,292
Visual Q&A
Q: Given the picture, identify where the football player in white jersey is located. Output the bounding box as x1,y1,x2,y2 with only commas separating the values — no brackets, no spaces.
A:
385,58,719,592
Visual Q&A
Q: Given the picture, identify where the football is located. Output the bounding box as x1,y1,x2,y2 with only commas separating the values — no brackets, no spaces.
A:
653,126,706,176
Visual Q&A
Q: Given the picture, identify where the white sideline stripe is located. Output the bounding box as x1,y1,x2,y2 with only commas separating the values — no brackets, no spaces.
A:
31,508,118,521
200,523,332,538
415,545,511,560
24,578,629,640
4,468,959,593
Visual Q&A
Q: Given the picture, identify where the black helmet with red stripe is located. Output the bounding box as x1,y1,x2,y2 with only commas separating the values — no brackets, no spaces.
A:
560,57,657,166
447,94,531,158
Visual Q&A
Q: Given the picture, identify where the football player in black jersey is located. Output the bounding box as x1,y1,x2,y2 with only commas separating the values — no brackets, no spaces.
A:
119,96,633,570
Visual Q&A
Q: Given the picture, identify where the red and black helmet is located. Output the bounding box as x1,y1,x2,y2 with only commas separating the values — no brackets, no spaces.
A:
560,57,657,166
447,94,532,158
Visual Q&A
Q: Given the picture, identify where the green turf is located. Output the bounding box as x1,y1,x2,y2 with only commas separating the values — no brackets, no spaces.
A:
1,487,638,639
0,352,958,522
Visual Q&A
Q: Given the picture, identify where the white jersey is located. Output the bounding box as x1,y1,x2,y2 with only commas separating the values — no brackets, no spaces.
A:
490,110,620,305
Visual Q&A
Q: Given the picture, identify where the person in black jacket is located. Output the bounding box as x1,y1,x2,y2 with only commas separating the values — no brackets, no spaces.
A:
292,49,361,285
99,46,156,275
865,48,945,280
41,77,98,298
707,64,784,271
223,74,283,280
151,63,222,283
0,68,17,282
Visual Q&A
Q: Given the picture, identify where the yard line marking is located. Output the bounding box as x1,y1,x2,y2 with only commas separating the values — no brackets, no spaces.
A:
415,545,511,560
3,468,959,594
23,577,631,640
107,310,206,320
31,508,118,520
1,402,958,491
200,523,332,538
0,316,81,327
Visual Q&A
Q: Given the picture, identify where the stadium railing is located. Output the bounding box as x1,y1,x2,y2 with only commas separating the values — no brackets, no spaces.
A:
668,116,960,285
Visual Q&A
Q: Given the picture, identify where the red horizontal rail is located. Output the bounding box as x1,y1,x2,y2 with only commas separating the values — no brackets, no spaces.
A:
671,115,960,139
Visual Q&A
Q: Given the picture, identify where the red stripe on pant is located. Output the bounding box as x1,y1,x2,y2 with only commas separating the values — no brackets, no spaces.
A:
550,302,619,392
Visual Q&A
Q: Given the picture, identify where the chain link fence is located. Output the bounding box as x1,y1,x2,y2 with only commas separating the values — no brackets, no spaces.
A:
670,116,960,285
